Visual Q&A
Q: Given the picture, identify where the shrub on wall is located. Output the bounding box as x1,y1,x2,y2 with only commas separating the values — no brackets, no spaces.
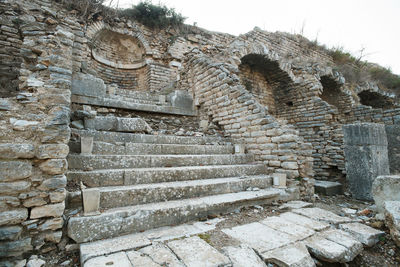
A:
119,1,186,29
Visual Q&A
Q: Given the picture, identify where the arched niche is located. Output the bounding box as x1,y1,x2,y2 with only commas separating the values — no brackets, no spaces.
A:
239,54,293,115
358,90,396,109
320,76,352,113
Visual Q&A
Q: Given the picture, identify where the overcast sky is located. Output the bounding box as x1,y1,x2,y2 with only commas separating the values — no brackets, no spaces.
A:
109,0,400,74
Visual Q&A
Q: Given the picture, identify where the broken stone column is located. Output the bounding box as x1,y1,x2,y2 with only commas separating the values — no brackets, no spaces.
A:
385,124,400,175
343,123,390,200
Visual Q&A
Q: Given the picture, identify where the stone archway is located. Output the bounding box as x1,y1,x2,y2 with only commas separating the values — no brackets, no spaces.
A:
358,90,396,109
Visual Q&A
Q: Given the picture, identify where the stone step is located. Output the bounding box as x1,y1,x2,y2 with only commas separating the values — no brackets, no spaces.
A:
68,175,273,209
69,141,234,155
67,154,253,170
67,164,268,187
67,188,286,243
84,116,152,133
71,94,196,116
72,129,230,145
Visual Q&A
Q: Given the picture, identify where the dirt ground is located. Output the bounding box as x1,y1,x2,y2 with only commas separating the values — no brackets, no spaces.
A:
36,194,399,267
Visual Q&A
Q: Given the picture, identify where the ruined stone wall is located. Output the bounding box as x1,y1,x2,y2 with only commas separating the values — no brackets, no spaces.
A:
238,64,276,114
0,1,24,98
183,51,314,186
0,0,78,259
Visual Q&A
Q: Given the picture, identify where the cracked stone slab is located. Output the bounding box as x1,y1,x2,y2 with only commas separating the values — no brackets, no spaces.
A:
279,201,313,210
167,236,231,267
126,250,161,267
79,218,223,264
339,222,384,246
222,222,297,253
318,229,363,262
84,251,132,267
260,243,315,267
292,208,353,224
304,235,349,263
279,212,330,231
139,243,184,266
80,233,151,264
222,245,267,267
260,216,315,240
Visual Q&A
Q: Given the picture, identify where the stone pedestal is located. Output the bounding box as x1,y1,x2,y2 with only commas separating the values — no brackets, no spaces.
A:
343,123,390,200
386,125,400,175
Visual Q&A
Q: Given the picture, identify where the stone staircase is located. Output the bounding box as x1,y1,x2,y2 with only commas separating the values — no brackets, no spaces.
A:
66,86,298,248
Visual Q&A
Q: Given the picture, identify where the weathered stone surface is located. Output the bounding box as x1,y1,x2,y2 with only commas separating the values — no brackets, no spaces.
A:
261,243,315,267
0,209,28,226
0,144,35,159
84,116,152,133
304,235,349,263
168,90,193,110
38,175,67,191
71,73,106,97
30,202,65,219
260,216,315,240
39,159,67,175
384,201,400,247
0,161,32,182
26,255,45,267
314,180,342,196
222,222,297,253
49,189,67,203
279,212,330,231
223,245,267,267
339,222,384,247
82,188,100,215
0,181,31,194
37,144,69,159
43,230,62,243
38,218,63,231
167,236,231,267
126,251,159,267
84,252,132,267
23,197,46,208
0,226,22,241
139,243,184,266
292,208,352,225
343,123,390,201
0,196,20,211
0,238,32,257
386,125,400,174
372,175,400,214
319,229,363,262
10,118,39,131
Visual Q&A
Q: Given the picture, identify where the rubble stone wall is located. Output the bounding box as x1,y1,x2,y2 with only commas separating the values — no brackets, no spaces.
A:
0,1,24,97
0,0,78,259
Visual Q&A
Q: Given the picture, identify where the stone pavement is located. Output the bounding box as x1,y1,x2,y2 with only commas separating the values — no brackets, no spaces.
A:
80,201,384,266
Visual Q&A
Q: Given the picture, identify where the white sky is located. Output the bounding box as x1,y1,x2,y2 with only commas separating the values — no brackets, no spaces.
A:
109,0,400,74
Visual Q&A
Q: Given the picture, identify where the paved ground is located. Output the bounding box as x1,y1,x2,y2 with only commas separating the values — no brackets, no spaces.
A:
80,201,385,267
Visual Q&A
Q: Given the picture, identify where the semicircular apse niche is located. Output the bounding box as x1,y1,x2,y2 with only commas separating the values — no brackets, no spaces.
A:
91,29,148,90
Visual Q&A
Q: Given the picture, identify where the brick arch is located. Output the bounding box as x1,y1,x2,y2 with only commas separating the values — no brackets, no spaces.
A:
319,75,353,113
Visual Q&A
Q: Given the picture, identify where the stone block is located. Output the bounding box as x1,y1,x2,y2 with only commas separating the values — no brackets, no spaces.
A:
272,173,286,188
71,73,106,97
384,201,400,247
37,144,69,159
343,123,390,201
339,222,384,247
0,238,32,257
39,159,68,175
82,188,100,215
0,181,31,194
223,245,267,267
343,123,388,146
385,125,400,174
0,144,35,159
372,175,400,214
38,175,67,191
81,136,94,154
30,202,65,219
168,90,193,110
0,226,22,241
0,209,28,226
314,180,343,196
234,144,245,154
0,161,32,182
